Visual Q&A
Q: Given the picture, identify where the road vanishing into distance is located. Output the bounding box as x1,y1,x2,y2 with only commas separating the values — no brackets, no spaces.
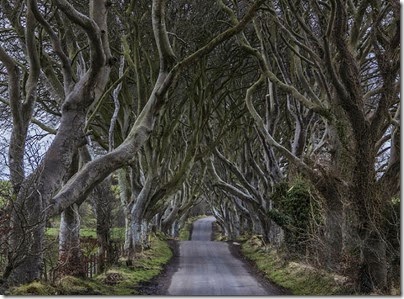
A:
167,216,280,295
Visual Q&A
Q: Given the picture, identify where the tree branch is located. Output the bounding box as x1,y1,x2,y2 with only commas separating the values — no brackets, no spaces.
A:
29,0,73,92
51,0,105,77
46,0,264,218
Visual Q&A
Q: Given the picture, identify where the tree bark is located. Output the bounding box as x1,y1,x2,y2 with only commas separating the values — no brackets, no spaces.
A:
91,178,113,273
323,192,343,270
58,203,85,277
129,174,154,253
359,231,387,293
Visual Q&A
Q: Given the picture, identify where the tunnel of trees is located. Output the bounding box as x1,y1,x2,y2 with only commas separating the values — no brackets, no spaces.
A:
0,0,400,294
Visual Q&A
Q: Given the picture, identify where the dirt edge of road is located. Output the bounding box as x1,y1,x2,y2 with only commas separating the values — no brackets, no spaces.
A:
227,241,291,295
135,239,180,295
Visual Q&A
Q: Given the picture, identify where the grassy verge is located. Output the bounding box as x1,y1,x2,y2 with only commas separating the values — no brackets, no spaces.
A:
10,282,58,295
94,235,172,295
9,234,172,295
240,235,353,295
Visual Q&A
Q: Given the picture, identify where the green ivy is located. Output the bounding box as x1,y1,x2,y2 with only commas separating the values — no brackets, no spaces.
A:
271,178,316,255
0,180,13,207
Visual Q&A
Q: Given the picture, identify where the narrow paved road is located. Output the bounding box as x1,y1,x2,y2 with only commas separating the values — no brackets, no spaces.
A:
167,216,276,295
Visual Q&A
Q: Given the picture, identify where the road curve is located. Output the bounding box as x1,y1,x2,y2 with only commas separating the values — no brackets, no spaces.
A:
167,216,272,295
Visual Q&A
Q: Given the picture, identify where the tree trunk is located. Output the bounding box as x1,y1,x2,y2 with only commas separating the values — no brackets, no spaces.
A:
58,203,85,277
258,208,278,244
250,212,264,236
123,214,135,263
141,219,151,249
352,139,388,292
92,180,113,273
128,174,154,253
359,231,387,293
353,187,388,292
171,220,180,238
268,220,283,247
117,168,135,261
323,196,343,270
131,220,143,252
161,203,180,235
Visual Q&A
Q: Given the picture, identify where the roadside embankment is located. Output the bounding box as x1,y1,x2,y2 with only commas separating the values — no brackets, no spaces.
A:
239,235,354,295
9,234,172,295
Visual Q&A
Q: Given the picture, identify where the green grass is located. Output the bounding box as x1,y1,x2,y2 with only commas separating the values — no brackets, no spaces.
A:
10,281,58,295
45,228,97,239
110,227,125,240
95,235,173,295
178,224,191,240
241,236,353,295
45,227,61,237
45,227,125,241
56,275,107,295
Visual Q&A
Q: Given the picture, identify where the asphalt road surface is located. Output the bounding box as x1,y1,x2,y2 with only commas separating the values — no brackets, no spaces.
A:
167,216,275,295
